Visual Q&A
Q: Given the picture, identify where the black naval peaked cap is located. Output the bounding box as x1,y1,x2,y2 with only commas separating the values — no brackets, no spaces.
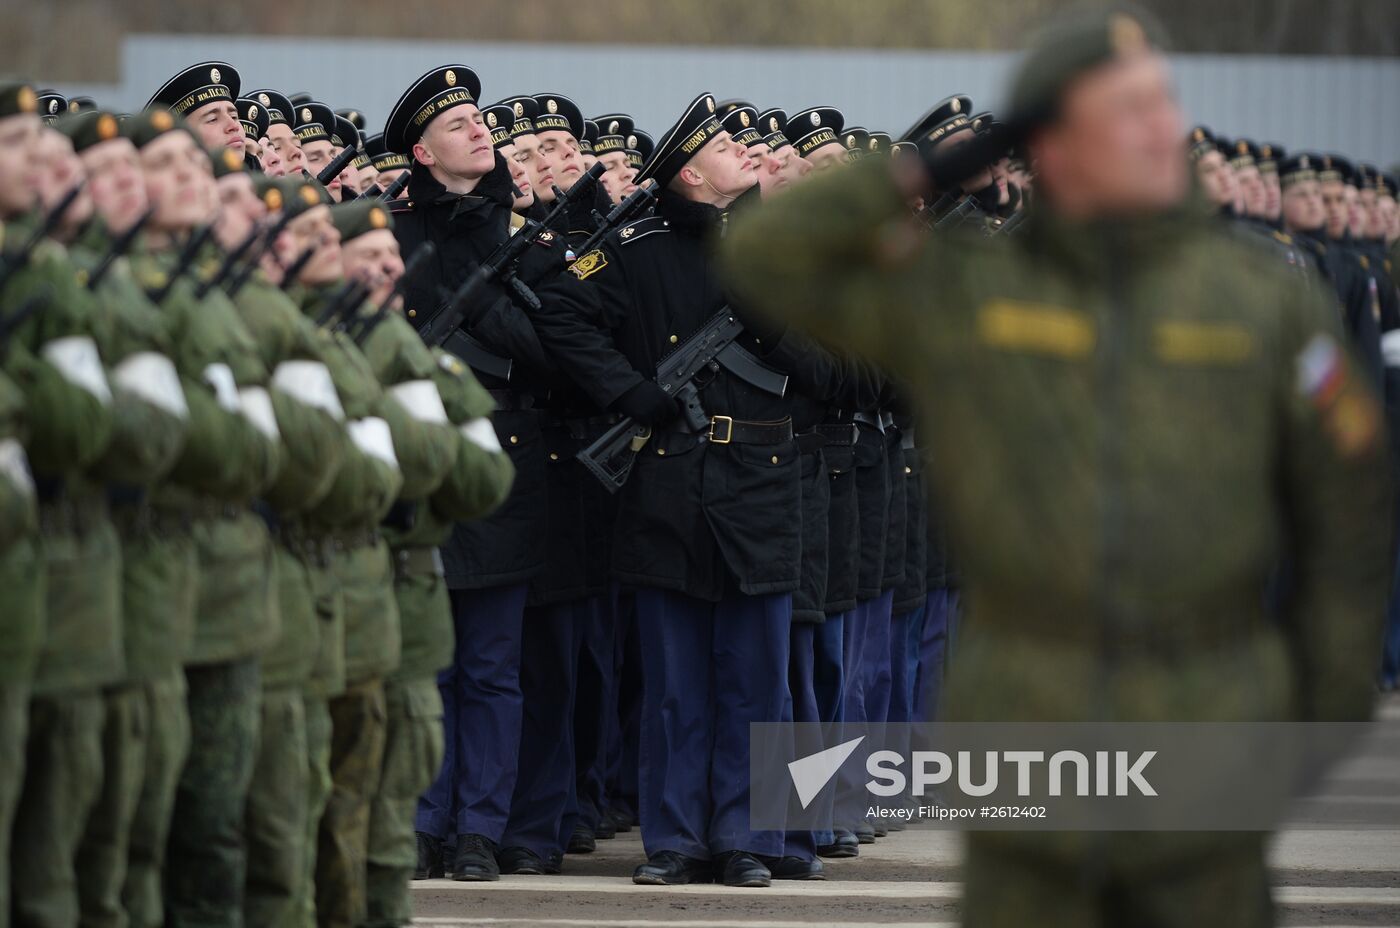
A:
531,93,584,139
1007,6,1167,138
899,94,972,144
1186,125,1215,161
57,109,124,153
1318,153,1355,184
36,90,67,124
867,131,892,156
363,132,411,173
383,64,483,154
1256,142,1284,173
579,119,599,156
757,108,789,150
146,61,240,118
1378,174,1398,198
1279,152,1319,187
716,99,754,117
337,108,366,131
332,114,361,150
593,113,633,156
235,97,270,141
246,89,293,126
720,105,762,149
636,91,724,188
67,96,97,114
483,99,537,149
1228,138,1258,168
293,101,336,145
0,81,38,120
289,92,313,107
625,128,653,170
787,106,845,158
841,127,870,162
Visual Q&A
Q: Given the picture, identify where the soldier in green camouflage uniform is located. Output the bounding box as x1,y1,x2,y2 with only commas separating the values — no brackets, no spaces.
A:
204,159,353,928
0,83,47,928
722,11,1392,927
250,175,362,928
293,197,457,928
333,200,515,927
46,113,195,928
4,87,123,928
119,111,282,928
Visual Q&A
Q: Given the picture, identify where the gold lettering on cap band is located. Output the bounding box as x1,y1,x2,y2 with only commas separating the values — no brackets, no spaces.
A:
412,89,476,129
172,85,232,116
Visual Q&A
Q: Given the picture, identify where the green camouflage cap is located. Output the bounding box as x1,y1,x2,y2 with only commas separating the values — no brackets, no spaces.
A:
255,174,331,219
1007,6,1168,138
56,109,125,152
0,81,39,120
210,146,247,179
121,108,194,149
330,197,394,243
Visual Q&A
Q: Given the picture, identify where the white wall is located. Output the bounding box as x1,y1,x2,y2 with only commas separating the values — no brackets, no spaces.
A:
48,33,1400,163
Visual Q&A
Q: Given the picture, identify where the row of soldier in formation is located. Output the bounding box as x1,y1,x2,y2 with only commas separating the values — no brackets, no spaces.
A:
1,40,1399,928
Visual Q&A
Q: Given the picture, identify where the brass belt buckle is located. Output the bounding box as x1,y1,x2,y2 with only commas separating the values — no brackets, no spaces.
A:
708,415,734,444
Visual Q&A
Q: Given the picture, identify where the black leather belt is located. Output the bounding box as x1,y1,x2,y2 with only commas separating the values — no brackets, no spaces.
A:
487,389,535,412
816,422,859,446
706,415,793,446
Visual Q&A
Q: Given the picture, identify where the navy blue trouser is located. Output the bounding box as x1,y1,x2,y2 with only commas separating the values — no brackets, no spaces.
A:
635,588,790,860
572,595,614,834
416,584,526,842
810,613,845,845
914,588,955,723
835,600,870,828
605,591,641,822
499,599,593,859
861,590,896,734
784,624,821,861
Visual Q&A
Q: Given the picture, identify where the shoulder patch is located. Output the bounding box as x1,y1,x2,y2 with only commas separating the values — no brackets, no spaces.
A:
1272,230,1293,246
1359,254,1370,270
617,216,670,246
569,249,608,280
437,351,468,378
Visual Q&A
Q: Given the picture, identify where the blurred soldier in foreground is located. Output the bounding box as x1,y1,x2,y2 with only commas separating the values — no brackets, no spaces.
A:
723,9,1391,926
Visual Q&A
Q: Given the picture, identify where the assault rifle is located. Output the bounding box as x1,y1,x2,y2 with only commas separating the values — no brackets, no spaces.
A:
576,310,788,493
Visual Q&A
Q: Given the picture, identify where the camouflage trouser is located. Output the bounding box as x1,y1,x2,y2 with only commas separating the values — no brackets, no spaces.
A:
244,686,308,928
164,657,261,928
0,681,29,928
294,696,333,928
122,670,190,928
315,678,387,928
11,691,105,928
365,678,445,928
76,684,148,928
962,832,1273,928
